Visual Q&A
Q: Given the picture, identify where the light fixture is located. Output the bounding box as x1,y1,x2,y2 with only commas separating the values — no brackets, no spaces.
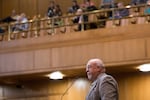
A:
48,71,64,80
138,64,150,72
125,5,131,8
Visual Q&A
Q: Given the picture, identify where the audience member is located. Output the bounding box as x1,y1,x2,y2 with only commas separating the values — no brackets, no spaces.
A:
80,0,97,11
84,0,97,11
53,4,63,17
79,0,97,30
0,27,5,41
144,0,150,14
0,27,5,33
72,8,88,31
13,13,28,32
1,9,19,23
68,0,80,14
131,0,147,5
100,0,115,8
97,12,107,28
53,4,63,26
100,0,115,18
114,2,129,18
47,1,56,17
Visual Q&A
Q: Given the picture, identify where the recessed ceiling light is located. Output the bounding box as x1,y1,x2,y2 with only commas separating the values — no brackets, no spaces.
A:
138,64,150,72
126,5,131,8
48,71,64,80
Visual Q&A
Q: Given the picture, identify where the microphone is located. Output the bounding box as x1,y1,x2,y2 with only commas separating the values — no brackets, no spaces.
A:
60,78,77,100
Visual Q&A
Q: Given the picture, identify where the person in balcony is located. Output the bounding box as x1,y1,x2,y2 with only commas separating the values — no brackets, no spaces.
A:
144,0,150,14
47,0,56,17
13,13,28,32
72,8,88,31
83,0,98,29
11,13,28,39
52,4,63,26
100,0,115,8
0,27,5,33
0,27,5,41
97,12,107,28
1,9,19,23
80,0,97,12
68,0,80,14
114,2,129,19
100,0,115,18
131,0,147,5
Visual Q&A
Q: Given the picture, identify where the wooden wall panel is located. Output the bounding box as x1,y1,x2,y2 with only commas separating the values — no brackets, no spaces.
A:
117,72,150,100
1,0,19,18
100,41,125,62
0,51,34,73
37,0,49,17
19,0,37,18
67,78,90,100
0,72,150,100
123,39,146,60
147,38,150,58
51,39,146,68
34,49,51,69
0,0,2,18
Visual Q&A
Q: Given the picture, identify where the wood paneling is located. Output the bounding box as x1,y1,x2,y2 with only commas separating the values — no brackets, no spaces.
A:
1,0,19,18
0,72,150,100
0,51,34,73
19,0,37,18
37,0,49,17
51,39,146,68
0,0,2,18
123,39,146,60
117,72,150,100
147,38,150,58
34,49,51,69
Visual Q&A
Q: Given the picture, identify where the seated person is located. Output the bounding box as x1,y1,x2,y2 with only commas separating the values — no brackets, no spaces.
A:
13,13,28,32
68,0,80,14
53,4,62,17
84,0,97,11
1,9,19,23
0,27,5,33
53,4,63,26
130,0,147,5
97,12,107,28
80,0,97,11
47,1,56,17
72,8,88,31
144,0,150,14
0,27,5,41
100,0,115,18
100,0,115,8
114,2,129,18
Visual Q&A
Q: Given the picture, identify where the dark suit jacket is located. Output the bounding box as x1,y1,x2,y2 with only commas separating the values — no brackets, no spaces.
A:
72,15,88,31
86,73,119,100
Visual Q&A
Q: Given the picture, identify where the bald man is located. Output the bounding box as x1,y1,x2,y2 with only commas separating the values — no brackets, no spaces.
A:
86,58,119,100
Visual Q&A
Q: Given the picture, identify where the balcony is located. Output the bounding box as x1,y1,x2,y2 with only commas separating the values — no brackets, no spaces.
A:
0,4,150,82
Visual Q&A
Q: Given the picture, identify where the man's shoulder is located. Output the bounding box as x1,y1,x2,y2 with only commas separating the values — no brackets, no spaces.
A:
97,73,114,81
